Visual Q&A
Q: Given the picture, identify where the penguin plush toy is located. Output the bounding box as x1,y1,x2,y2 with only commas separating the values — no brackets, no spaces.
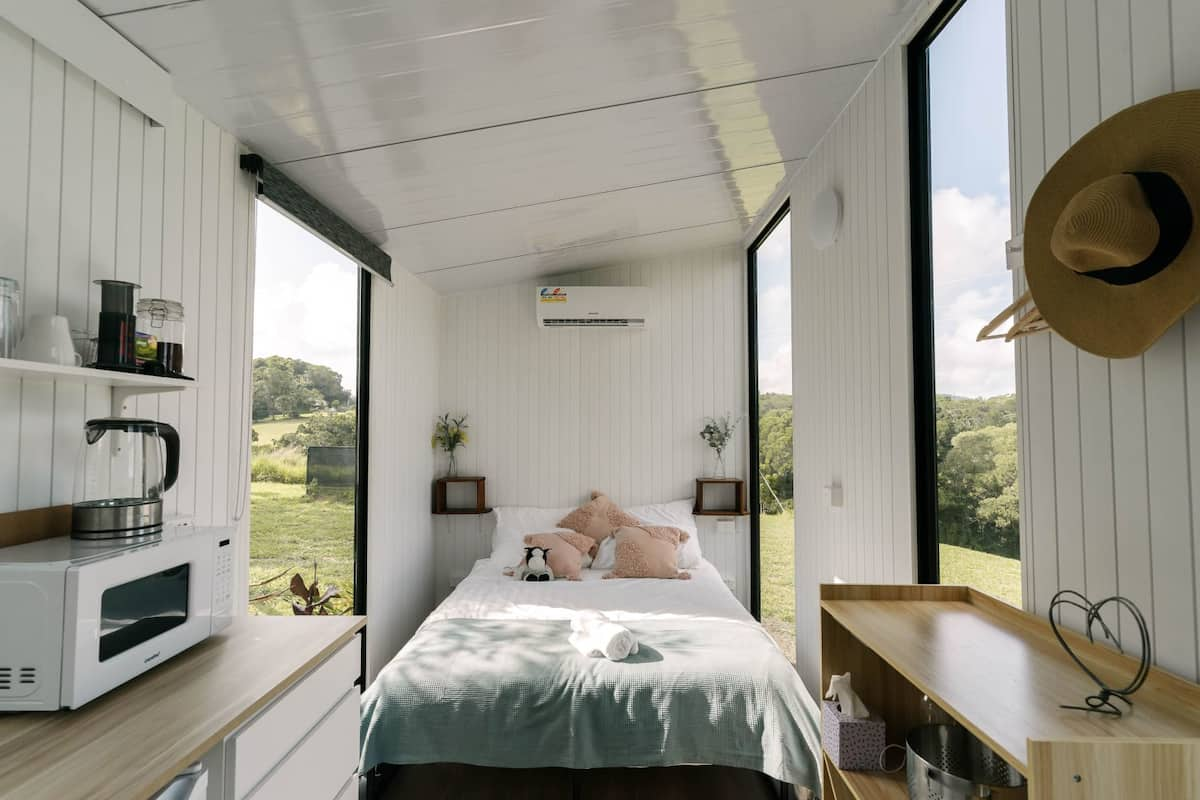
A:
517,546,554,582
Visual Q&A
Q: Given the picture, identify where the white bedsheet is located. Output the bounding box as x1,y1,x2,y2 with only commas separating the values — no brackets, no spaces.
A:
424,557,756,628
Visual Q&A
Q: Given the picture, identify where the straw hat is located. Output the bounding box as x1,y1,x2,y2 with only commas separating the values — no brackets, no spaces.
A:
1024,90,1200,359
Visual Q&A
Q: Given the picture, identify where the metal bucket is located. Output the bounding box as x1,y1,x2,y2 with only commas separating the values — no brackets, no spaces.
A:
906,724,1024,799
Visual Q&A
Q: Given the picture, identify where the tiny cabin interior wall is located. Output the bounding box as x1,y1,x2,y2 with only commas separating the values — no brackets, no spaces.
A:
0,18,255,596
1009,0,1200,684
771,38,918,693
431,248,752,610
366,267,440,680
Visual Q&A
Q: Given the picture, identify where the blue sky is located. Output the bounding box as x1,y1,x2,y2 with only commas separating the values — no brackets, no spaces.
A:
928,0,1014,398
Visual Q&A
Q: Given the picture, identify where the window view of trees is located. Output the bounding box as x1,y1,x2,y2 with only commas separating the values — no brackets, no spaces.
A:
924,0,1020,605
935,394,1018,560
752,210,794,663
250,202,360,617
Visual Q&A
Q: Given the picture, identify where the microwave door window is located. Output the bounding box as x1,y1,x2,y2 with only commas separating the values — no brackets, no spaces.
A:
99,564,190,662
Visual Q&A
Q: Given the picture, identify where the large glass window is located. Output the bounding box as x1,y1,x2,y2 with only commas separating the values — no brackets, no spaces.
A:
749,205,794,661
911,0,1019,605
248,202,366,616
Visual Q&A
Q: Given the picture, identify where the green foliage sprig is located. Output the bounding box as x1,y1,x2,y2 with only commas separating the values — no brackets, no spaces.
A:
700,413,740,457
432,413,469,454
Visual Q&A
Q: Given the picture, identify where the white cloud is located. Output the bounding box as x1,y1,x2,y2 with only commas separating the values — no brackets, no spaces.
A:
757,282,793,394
253,202,360,389
931,187,1016,397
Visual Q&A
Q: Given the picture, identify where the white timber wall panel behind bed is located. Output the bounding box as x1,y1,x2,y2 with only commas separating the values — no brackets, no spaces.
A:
1008,0,1200,683
751,39,917,693
0,18,255,599
366,267,441,680
433,247,751,606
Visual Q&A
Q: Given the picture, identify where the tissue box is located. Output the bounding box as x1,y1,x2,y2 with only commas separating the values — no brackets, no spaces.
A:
821,700,886,771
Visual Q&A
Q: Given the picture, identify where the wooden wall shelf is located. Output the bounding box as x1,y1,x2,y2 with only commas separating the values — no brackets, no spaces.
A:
820,584,1200,800
693,478,748,516
433,476,490,515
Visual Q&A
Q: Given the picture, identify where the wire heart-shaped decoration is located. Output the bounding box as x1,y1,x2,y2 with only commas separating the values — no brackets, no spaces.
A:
1048,590,1152,717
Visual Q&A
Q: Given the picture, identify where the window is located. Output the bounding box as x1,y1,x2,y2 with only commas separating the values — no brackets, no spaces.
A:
910,0,1019,605
248,201,370,616
748,203,794,660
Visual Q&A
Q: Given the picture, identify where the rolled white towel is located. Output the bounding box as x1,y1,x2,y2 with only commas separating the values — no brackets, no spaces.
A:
569,612,639,661
570,610,609,634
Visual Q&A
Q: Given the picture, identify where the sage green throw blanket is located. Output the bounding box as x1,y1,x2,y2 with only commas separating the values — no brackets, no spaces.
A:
360,618,821,790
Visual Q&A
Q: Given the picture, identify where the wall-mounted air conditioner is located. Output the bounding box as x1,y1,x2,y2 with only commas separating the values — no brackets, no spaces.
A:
535,286,652,329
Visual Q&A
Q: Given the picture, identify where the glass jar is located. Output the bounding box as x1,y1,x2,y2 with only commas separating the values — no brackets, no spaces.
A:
0,277,21,358
136,298,186,375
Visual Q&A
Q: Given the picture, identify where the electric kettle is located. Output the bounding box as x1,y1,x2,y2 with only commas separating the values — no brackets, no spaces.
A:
71,418,180,539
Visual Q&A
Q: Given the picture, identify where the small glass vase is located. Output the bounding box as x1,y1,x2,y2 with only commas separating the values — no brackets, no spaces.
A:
446,451,458,478
712,449,727,478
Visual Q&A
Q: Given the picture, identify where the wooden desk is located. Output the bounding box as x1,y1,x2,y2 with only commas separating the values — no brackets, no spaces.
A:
820,584,1200,800
0,615,365,800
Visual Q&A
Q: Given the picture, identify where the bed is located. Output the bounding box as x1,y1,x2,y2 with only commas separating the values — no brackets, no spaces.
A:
360,540,823,799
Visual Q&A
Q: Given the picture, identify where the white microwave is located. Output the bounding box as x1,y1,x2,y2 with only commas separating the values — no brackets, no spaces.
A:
0,525,234,711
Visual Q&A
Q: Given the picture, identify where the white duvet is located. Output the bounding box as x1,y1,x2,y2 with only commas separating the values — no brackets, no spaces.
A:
424,556,757,628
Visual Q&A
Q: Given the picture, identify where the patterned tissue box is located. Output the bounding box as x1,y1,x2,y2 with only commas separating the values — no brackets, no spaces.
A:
821,700,886,771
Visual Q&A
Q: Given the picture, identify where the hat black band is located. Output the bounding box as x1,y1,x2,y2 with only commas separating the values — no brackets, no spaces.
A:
1085,171,1193,286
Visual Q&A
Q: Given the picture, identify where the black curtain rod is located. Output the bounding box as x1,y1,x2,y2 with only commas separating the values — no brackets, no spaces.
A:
240,153,393,284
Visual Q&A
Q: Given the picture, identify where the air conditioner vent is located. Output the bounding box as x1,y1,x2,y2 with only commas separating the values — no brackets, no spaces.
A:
0,666,39,697
543,318,642,327
536,286,652,329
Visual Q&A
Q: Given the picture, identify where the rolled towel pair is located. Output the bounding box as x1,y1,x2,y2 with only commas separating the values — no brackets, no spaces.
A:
569,610,639,661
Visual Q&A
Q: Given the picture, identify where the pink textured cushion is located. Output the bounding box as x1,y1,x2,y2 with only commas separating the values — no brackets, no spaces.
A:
522,532,593,580
602,526,692,580
557,492,640,546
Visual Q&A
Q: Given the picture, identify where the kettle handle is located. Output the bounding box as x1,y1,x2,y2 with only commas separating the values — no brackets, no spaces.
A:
157,422,180,493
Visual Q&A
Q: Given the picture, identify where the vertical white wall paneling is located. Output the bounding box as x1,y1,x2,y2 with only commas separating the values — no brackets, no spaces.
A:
0,23,254,561
431,249,752,609
1009,0,1200,681
52,65,94,505
159,95,187,520
760,38,917,692
367,267,441,680
0,19,32,512
438,248,747,510
18,43,64,510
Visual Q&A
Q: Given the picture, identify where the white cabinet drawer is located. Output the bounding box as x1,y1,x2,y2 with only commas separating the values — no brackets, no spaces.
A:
247,688,359,800
226,636,359,799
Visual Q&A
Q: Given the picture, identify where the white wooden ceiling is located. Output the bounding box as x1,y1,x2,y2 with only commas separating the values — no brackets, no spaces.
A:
93,0,911,291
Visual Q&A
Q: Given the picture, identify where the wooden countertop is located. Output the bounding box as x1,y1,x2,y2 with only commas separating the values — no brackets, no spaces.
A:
0,615,366,800
821,590,1200,776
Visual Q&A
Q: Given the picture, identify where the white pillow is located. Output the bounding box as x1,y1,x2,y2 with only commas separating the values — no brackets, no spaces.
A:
624,499,703,569
489,505,576,563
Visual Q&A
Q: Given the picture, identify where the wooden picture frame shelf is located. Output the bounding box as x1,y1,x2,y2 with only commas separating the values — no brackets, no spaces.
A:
820,584,1200,800
433,476,491,515
693,478,748,516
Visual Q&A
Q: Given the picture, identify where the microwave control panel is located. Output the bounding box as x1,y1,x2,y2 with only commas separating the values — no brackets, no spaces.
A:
212,535,234,629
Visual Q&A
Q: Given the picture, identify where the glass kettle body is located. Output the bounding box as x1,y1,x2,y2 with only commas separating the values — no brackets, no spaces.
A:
71,418,180,539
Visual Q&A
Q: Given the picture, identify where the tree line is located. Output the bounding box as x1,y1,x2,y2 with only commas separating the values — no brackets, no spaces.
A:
253,356,352,420
758,392,1019,559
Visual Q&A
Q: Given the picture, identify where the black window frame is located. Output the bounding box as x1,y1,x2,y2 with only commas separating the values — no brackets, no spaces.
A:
248,199,372,668
747,200,791,620
908,0,970,585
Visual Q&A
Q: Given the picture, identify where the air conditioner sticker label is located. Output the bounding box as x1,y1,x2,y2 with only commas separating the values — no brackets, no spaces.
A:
539,287,567,303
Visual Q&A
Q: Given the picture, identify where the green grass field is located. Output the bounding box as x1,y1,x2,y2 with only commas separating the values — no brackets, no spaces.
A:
760,510,796,663
939,542,1022,606
755,511,1022,661
248,481,355,615
251,414,310,446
